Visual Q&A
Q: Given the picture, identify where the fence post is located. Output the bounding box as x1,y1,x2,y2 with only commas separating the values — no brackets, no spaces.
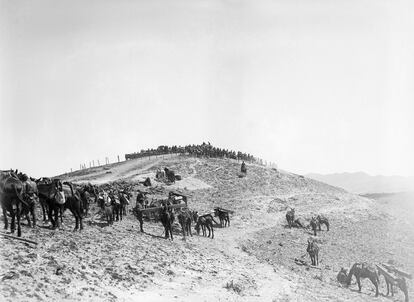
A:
117,155,120,162
98,160,100,166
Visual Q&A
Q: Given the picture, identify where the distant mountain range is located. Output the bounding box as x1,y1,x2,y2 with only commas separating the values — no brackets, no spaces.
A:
305,172,414,194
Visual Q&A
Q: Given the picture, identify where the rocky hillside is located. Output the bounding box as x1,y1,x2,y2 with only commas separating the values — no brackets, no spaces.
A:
1,156,412,302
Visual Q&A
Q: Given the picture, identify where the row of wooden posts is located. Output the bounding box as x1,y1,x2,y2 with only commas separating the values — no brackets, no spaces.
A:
76,156,120,172
68,153,276,174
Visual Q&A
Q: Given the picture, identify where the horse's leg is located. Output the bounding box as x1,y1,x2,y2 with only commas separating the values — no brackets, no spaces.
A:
47,206,55,228
326,222,330,231
17,204,22,237
41,202,47,222
169,224,173,241
10,207,16,233
385,279,390,296
79,208,83,230
356,277,362,292
70,208,79,231
26,209,32,227
211,225,214,239
31,203,36,227
374,279,379,297
181,222,186,239
55,208,60,229
60,206,64,224
2,205,8,230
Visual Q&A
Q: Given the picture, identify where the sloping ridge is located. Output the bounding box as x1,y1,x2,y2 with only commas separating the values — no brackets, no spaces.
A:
1,156,412,302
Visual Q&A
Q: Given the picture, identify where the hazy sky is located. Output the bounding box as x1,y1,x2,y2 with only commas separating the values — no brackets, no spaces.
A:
1,0,413,177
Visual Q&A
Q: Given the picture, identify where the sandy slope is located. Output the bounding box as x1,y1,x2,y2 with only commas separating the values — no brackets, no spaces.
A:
1,156,412,301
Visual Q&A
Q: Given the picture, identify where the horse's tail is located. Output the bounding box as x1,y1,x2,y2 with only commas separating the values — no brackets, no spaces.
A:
66,182,83,213
14,185,29,208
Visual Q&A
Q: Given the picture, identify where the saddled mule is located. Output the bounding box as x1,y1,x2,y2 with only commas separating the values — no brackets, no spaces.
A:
177,208,192,239
37,179,84,231
316,214,330,231
78,183,97,217
159,206,175,240
309,217,319,236
36,177,53,223
18,174,38,227
286,208,295,228
307,238,319,266
61,182,84,230
377,269,409,302
0,171,28,237
345,263,380,297
214,208,230,227
195,215,215,239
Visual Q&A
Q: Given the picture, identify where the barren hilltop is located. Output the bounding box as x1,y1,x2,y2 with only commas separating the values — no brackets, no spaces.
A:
1,155,413,301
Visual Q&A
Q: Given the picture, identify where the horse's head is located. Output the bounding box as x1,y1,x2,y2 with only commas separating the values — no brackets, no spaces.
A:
53,179,63,191
18,173,28,182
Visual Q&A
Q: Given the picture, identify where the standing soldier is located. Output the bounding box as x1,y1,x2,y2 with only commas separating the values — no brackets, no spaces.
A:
134,199,144,232
134,190,145,232
241,161,247,174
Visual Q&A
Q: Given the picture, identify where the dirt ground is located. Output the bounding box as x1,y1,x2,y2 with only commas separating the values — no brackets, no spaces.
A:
0,156,412,301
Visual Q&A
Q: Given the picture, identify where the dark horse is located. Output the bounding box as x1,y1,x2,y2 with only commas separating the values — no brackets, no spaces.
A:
307,238,319,266
345,263,379,297
78,183,97,217
19,174,38,228
0,171,28,237
377,268,409,302
37,180,84,231
316,214,330,231
159,205,175,240
310,217,319,236
177,208,192,239
214,208,230,227
195,215,215,239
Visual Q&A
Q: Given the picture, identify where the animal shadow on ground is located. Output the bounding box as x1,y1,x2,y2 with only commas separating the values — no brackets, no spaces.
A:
212,222,222,228
88,221,109,228
144,231,169,240
37,224,65,231
349,288,376,297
